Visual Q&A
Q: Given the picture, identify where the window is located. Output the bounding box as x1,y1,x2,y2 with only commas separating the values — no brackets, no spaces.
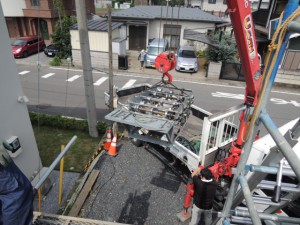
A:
208,0,216,4
163,24,181,50
31,0,40,6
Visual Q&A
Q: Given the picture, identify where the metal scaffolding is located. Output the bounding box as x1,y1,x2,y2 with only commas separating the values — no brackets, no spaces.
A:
216,0,300,224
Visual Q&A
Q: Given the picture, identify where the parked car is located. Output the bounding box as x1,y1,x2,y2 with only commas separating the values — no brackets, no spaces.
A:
12,35,45,58
44,44,59,57
175,46,199,73
145,38,169,68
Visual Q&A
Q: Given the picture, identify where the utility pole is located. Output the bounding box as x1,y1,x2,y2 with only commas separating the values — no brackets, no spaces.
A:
108,4,114,112
57,7,62,32
75,0,98,137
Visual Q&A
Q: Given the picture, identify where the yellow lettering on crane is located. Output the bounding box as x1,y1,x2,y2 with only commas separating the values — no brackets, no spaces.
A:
244,15,256,59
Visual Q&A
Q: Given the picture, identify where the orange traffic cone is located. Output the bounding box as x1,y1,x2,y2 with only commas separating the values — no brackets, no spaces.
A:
108,134,117,156
103,130,112,151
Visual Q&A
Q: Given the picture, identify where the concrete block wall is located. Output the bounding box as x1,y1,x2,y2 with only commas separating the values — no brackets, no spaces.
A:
72,50,119,70
275,69,300,86
208,61,222,78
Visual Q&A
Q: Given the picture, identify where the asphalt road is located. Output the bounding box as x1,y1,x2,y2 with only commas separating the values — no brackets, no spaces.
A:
16,63,300,132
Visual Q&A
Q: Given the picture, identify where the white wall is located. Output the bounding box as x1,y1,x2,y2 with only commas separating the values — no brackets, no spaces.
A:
202,0,227,12
0,3,41,179
0,0,25,17
71,29,122,53
71,30,109,52
148,20,213,50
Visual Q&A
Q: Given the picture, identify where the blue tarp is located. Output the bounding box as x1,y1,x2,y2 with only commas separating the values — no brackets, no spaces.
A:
0,161,33,225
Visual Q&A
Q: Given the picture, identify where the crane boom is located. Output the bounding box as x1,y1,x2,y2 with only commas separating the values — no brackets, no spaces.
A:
227,0,262,106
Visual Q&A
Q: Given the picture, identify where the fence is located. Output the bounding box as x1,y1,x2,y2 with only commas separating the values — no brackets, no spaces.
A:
199,104,246,167
220,62,245,81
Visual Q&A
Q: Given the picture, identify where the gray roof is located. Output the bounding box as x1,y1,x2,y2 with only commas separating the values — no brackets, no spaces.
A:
183,30,217,46
70,19,123,31
112,6,225,23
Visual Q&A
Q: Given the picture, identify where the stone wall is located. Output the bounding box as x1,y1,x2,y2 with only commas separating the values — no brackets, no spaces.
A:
72,50,119,70
275,69,300,87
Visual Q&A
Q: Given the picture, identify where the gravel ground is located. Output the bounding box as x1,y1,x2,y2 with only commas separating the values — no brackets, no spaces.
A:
33,171,80,214
80,141,191,225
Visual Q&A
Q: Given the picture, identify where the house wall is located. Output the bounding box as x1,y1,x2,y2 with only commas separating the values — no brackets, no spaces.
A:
201,0,227,12
275,69,300,86
71,27,123,68
71,29,122,53
1,0,26,16
148,20,213,50
72,49,119,69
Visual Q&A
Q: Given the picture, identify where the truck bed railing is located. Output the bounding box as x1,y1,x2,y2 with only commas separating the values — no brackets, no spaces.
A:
200,104,246,166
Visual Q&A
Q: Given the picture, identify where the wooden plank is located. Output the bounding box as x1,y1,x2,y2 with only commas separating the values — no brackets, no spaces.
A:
68,169,100,217
33,212,131,224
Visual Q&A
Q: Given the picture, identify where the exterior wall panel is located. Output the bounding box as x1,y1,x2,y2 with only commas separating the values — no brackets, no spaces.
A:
89,31,108,52
202,0,227,12
148,20,212,50
1,0,26,17
71,30,109,52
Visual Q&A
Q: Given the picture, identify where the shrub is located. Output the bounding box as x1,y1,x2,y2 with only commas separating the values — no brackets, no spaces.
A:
50,56,62,66
29,112,107,134
196,50,206,57
206,31,237,63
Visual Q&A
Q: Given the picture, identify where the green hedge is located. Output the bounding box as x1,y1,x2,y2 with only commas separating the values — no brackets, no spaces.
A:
29,112,107,134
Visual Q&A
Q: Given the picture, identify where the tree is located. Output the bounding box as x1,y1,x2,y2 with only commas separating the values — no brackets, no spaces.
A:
206,31,237,63
53,0,65,16
51,16,76,60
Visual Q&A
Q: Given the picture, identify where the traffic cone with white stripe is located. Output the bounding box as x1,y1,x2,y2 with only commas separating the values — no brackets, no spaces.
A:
108,134,117,156
104,129,112,151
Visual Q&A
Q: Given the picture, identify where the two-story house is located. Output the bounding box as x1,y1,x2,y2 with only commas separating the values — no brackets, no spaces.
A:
1,0,95,40
189,0,270,17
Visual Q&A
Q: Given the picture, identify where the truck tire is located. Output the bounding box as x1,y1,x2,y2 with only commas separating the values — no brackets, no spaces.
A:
131,138,143,147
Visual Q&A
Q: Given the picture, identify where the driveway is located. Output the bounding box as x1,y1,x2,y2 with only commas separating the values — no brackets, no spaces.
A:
14,51,52,67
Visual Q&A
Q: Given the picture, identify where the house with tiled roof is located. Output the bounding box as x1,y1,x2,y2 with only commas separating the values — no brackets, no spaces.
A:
111,6,226,51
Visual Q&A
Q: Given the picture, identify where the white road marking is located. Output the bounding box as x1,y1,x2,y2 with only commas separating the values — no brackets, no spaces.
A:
122,79,136,89
42,73,55,78
19,71,30,75
66,75,81,82
49,67,300,96
94,77,108,86
212,92,300,107
271,98,300,107
212,92,244,100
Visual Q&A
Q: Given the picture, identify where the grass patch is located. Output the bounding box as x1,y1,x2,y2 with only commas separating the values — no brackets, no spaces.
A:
33,125,101,173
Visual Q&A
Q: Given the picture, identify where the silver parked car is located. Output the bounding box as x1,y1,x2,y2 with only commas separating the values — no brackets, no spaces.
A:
145,38,169,68
176,46,199,73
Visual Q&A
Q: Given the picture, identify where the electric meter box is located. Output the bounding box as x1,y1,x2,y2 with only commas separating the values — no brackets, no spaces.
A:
6,136,22,158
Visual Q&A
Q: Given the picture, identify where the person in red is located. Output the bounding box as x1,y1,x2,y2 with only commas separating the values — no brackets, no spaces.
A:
189,167,218,225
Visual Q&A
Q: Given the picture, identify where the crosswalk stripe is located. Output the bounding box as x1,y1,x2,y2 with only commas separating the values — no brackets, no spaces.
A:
66,75,81,82
94,77,108,86
19,71,30,75
122,79,136,89
42,73,55,78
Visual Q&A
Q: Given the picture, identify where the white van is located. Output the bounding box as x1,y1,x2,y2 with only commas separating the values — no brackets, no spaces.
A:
145,38,169,68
